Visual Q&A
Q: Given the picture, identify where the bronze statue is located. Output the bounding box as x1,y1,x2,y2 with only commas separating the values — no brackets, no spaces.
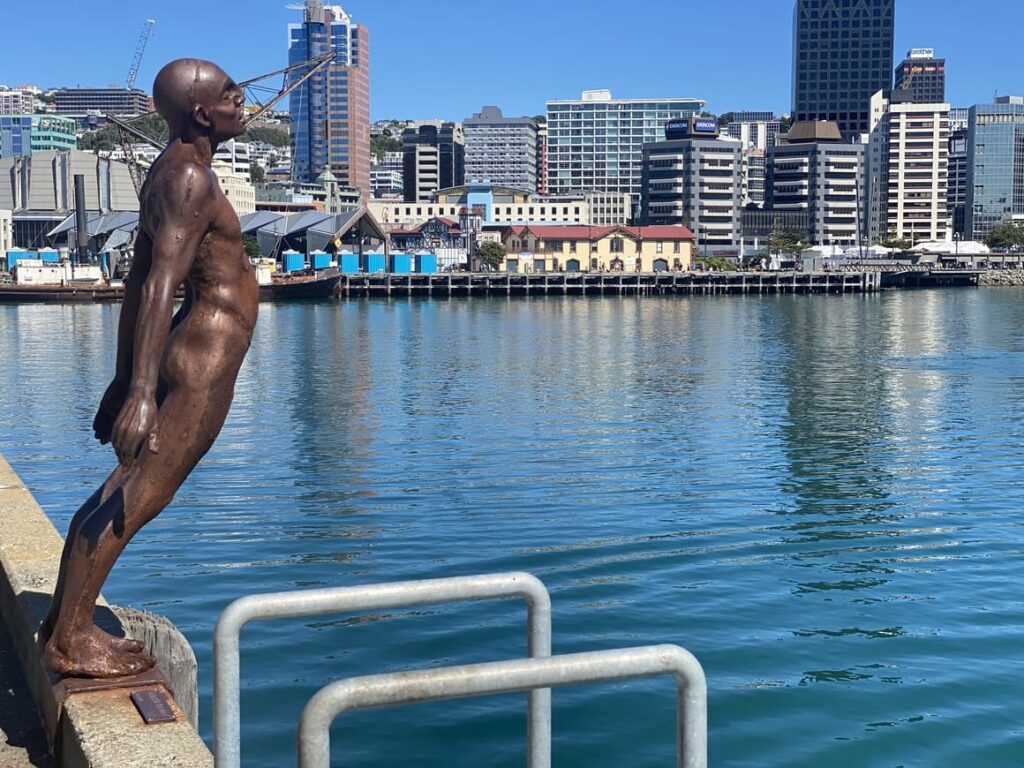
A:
39,59,258,678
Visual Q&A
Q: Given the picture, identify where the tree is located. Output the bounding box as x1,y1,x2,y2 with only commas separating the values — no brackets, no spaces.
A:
242,126,290,147
78,113,168,152
875,231,912,252
477,241,506,270
779,115,794,134
716,112,735,129
985,220,1024,251
696,256,735,272
370,134,401,160
242,234,262,259
250,163,266,184
769,228,805,257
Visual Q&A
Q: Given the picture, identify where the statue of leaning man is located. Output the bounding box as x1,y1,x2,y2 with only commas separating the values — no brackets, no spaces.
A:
40,59,259,678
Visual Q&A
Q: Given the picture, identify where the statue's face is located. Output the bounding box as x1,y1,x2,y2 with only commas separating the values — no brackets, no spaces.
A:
196,67,246,142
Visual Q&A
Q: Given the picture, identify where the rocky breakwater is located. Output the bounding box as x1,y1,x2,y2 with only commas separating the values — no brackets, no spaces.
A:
979,269,1024,286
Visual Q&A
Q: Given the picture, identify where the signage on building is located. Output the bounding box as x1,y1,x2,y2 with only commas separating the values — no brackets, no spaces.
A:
665,116,719,141
909,48,935,59
665,118,691,140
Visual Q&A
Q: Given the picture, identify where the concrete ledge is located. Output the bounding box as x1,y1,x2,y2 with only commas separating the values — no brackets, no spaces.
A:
0,455,213,767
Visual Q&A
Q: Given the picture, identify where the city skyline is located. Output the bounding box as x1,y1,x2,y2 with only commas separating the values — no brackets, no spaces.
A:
0,0,1021,122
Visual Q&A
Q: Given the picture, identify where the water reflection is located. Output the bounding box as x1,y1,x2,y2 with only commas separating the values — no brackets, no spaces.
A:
2,291,1024,768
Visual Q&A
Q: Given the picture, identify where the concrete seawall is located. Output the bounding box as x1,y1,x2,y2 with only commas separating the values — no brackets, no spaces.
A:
0,454,212,767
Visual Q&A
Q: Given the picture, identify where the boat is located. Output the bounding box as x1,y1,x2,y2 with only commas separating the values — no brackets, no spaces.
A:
257,267,342,301
0,283,125,303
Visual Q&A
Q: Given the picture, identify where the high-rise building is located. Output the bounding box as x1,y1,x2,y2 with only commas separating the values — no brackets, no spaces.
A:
545,90,705,203
895,49,946,104
53,88,150,117
536,120,548,196
402,123,464,202
767,121,866,246
640,116,743,248
948,107,970,132
792,0,895,137
371,151,403,199
947,128,969,237
868,89,949,244
965,96,1024,242
741,150,768,206
288,0,370,195
0,115,76,158
727,115,781,151
463,107,538,192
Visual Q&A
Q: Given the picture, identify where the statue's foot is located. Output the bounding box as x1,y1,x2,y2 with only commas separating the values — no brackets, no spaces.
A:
44,625,154,679
38,617,143,655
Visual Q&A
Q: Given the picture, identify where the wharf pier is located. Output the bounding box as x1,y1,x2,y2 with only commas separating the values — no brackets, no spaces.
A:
339,270,883,298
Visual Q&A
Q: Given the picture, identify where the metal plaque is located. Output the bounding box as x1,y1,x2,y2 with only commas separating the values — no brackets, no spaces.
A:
130,689,177,724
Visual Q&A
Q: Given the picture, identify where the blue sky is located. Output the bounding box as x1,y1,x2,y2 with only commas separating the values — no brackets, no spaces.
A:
1,1,1021,121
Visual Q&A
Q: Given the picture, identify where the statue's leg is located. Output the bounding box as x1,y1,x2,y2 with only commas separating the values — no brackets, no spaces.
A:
38,468,142,655
45,382,229,678
41,379,172,649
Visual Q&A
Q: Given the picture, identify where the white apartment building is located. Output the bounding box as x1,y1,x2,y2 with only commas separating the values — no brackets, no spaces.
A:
0,90,35,116
248,141,289,170
868,90,949,243
213,139,252,183
545,90,705,199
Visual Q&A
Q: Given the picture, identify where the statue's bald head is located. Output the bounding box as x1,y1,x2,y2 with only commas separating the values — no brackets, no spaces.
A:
153,59,237,136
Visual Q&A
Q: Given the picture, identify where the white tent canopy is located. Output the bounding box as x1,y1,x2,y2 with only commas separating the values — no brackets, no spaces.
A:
910,240,991,255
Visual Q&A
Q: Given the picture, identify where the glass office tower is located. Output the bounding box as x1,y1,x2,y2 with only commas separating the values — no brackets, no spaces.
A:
792,0,895,137
288,0,370,195
966,97,1024,242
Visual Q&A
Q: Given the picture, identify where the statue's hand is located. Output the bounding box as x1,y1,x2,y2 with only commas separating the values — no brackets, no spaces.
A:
93,379,127,445
111,391,159,468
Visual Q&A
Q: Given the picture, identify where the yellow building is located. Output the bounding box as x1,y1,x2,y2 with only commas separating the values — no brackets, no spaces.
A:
499,224,694,273
212,160,256,216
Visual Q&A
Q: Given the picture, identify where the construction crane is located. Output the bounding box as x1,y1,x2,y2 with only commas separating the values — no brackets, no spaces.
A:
125,19,156,90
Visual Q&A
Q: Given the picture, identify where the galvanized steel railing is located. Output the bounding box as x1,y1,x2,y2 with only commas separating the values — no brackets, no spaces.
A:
213,572,552,768
213,571,707,768
298,644,707,768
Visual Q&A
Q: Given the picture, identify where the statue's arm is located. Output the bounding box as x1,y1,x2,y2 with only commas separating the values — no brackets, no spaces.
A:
110,165,214,467
93,232,152,444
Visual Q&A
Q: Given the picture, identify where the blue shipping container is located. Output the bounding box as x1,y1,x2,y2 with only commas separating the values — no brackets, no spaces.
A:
281,251,305,273
37,249,59,263
415,254,438,274
310,251,331,270
6,251,35,271
339,253,360,274
363,253,387,273
390,253,412,274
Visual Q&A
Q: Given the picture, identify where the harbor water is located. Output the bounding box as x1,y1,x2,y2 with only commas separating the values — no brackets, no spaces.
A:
1,290,1023,766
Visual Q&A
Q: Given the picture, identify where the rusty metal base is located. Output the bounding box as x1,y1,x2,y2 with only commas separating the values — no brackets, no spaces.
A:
51,667,175,723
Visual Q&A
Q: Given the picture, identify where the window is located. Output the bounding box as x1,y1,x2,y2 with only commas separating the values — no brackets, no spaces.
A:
656,242,664,253
610,237,624,253
673,242,681,254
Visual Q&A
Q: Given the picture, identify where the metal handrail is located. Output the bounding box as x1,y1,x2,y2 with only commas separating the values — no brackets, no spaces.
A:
213,572,552,768
298,644,707,768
